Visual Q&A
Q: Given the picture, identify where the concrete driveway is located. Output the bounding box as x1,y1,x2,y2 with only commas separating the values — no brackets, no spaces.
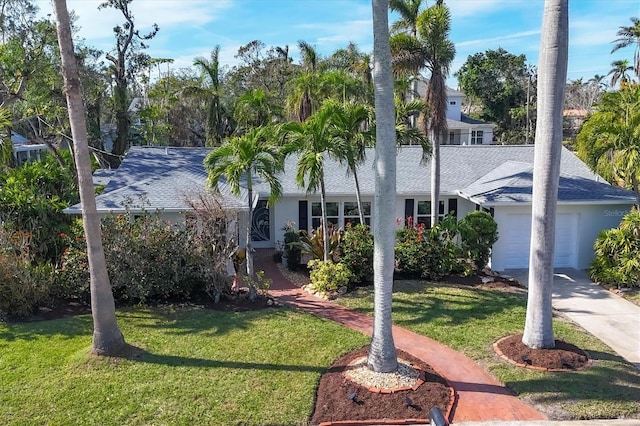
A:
506,268,640,369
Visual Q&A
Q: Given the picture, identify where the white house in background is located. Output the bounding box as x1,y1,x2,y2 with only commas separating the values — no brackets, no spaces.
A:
10,131,49,166
415,80,495,145
66,145,636,272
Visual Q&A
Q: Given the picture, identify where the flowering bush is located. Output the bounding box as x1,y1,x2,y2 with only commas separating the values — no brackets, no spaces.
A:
395,216,462,280
340,223,373,284
308,259,352,293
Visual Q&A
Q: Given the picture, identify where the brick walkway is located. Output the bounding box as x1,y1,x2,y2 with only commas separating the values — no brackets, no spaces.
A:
254,249,546,423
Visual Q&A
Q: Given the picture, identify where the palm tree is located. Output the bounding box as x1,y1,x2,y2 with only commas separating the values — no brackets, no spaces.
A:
390,0,423,37
522,0,569,350
286,41,321,122
577,86,640,206
368,0,398,374
326,99,373,224
204,126,283,301
611,17,640,79
53,0,125,356
234,88,282,131
184,46,228,145
607,59,634,88
282,104,337,261
390,0,425,126
417,3,455,227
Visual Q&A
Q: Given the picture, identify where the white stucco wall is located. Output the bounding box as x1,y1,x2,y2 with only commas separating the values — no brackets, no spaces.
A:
490,203,634,271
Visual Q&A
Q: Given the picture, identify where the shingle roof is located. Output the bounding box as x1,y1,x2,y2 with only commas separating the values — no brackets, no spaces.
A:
457,160,635,205
65,147,248,214
67,144,635,214
259,144,629,202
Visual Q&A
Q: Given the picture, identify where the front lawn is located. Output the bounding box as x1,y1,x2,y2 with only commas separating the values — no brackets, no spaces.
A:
336,280,640,420
0,306,368,425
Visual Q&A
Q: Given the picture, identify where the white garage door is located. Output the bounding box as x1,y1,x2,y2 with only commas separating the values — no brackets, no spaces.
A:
504,213,578,269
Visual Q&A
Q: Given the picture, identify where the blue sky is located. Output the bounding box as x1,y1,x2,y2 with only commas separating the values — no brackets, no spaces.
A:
48,0,640,88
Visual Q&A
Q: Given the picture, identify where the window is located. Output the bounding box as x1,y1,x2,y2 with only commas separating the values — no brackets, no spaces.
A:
311,202,339,229
415,199,458,228
416,201,431,227
343,201,371,226
449,132,455,145
471,130,484,145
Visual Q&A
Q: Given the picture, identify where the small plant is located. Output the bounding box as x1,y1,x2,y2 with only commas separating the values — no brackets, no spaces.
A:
458,211,499,270
308,259,352,293
282,221,302,270
246,270,272,296
299,224,343,261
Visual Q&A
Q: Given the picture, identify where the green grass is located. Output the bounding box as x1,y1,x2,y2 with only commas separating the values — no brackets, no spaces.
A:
337,280,640,420
0,306,368,425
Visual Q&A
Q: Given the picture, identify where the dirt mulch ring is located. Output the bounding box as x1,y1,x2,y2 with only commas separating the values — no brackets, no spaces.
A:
310,346,453,426
494,333,591,372
445,272,523,290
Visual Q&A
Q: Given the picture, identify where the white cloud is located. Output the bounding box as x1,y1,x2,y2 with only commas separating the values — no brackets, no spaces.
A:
456,30,540,48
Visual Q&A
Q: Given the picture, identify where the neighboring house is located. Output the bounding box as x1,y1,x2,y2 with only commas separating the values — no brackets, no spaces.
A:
10,131,49,166
65,145,636,272
415,80,495,145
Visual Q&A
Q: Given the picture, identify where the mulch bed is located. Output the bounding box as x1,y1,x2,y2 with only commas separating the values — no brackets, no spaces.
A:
310,346,453,426
494,333,591,371
10,290,278,323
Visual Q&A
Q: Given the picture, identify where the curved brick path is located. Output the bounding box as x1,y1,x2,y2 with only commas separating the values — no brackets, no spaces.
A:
255,250,546,423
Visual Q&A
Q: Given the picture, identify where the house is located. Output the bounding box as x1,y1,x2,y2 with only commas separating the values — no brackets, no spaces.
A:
414,80,495,145
10,131,49,166
66,145,636,272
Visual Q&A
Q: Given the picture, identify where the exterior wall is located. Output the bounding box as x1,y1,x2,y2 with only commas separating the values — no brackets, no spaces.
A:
457,198,478,219
446,94,463,120
482,128,494,144
490,203,633,271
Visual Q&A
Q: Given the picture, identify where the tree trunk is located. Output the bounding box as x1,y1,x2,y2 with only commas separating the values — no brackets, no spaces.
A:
246,176,256,302
351,166,366,225
522,0,568,349
319,174,330,261
430,127,440,227
53,0,125,356
368,0,398,373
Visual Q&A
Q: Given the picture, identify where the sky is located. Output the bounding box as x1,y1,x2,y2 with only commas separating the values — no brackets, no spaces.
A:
39,0,640,88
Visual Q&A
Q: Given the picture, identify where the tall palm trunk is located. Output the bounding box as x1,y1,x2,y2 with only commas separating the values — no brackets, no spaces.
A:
319,174,330,261
53,0,125,356
522,0,568,349
245,172,257,301
368,0,398,373
430,127,440,227
351,166,366,225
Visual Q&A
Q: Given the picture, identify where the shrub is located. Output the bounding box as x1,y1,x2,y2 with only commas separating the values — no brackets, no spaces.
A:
590,210,640,288
459,211,499,270
394,216,462,281
58,209,235,304
282,222,302,271
340,224,373,285
308,259,352,293
0,230,51,318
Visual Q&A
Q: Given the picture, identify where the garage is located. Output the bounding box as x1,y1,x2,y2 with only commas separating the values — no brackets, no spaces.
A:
503,213,579,269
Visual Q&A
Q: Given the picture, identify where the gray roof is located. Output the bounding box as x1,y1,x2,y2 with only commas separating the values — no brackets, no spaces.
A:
255,145,635,204
65,147,248,214
67,144,635,214
457,161,635,205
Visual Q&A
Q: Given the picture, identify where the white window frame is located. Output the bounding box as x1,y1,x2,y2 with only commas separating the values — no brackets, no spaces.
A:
310,200,371,230
471,130,484,145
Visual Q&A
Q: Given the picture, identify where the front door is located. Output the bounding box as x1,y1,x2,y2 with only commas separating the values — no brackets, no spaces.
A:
251,199,271,247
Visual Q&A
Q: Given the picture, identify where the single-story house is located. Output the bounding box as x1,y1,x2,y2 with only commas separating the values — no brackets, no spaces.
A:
66,145,636,272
